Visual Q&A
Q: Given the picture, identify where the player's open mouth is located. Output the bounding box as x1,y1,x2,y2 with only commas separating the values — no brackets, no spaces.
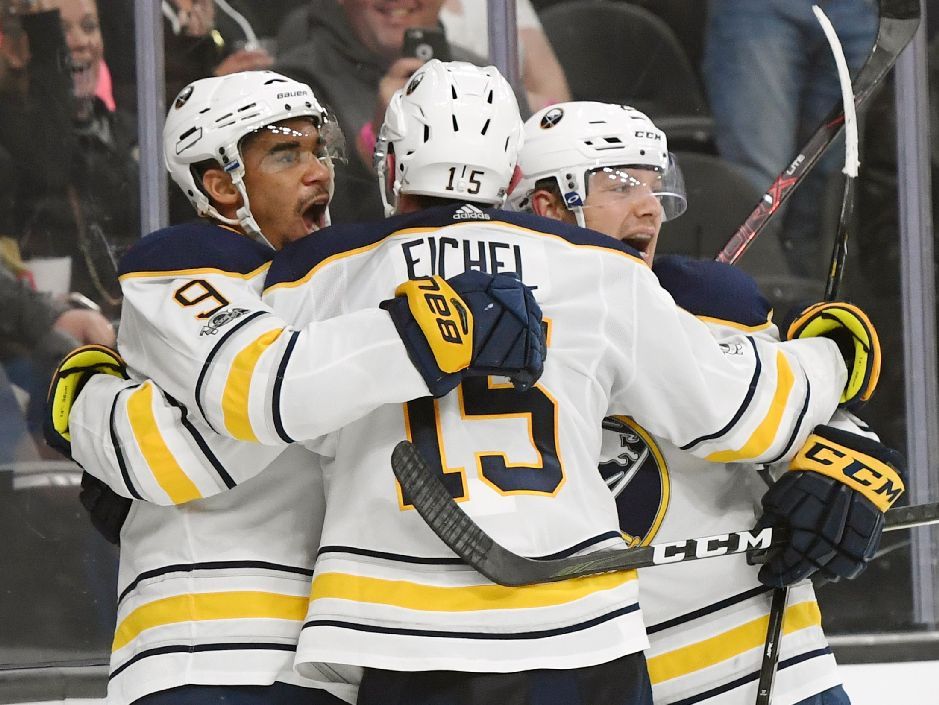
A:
375,3,417,21
302,201,328,232
623,231,654,260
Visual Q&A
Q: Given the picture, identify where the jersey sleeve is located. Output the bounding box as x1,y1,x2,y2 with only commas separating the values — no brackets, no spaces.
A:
604,259,847,466
116,224,430,446
68,374,285,505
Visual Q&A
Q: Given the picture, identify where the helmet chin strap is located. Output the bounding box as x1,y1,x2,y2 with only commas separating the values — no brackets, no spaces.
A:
573,206,587,228
233,176,276,250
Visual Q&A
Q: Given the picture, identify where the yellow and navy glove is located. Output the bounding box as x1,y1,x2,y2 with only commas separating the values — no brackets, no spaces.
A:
784,301,880,410
44,344,128,459
382,271,547,397
754,424,905,587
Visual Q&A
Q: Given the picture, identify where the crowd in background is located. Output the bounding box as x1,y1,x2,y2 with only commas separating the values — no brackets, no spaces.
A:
0,0,936,670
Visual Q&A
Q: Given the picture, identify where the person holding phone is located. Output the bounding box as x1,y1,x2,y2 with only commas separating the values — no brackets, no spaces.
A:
274,0,491,225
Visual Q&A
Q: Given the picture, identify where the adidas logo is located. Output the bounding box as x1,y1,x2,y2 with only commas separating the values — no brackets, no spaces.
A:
453,204,491,221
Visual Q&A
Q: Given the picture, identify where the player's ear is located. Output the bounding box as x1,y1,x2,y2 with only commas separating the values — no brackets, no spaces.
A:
201,168,241,208
530,189,568,222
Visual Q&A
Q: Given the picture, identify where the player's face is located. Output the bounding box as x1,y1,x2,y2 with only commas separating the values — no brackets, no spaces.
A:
340,0,446,62
582,167,664,263
240,118,333,250
52,0,103,102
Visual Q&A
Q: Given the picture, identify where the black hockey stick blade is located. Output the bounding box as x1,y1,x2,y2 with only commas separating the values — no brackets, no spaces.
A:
392,440,939,586
716,0,920,264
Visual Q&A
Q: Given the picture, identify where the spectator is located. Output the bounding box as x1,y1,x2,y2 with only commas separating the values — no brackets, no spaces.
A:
274,0,495,223
439,0,571,111
0,0,139,315
703,0,878,278
97,0,276,115
0,244,114,436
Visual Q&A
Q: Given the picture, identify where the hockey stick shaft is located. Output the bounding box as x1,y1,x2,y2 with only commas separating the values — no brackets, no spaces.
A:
714,0,920,265
391,440,939,586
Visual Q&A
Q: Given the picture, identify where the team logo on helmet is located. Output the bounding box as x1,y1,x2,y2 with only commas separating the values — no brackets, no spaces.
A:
540,107,564,129
564,191,583,207
174,84,195,110
405,73,424,96
599,416,669,545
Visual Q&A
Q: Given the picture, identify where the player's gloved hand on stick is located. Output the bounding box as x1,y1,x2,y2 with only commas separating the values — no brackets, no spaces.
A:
80,471,131,545
782,301,880,410
382,271,546,397
44,344,129,459
754,424,905,588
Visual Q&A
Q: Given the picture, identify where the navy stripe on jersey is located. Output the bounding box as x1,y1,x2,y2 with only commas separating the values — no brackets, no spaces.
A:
110,386,143,500
647,585,771,635
669,648,834,705
117,560,316,604
272,330,301,443
653,255,771,328
110,641,296,680
302,603,639,641
680,337,761,451
317,532,623,566
265,204,639,289
194,310,268,429
164,392,236,490
119,222,272,277
764,373,812,466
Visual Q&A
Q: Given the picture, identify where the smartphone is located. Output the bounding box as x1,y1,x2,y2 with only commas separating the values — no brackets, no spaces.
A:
402,27,451,63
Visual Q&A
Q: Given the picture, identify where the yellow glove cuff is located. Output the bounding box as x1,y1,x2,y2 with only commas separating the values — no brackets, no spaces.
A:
791,432,905,512
48,345,128,441
394,276,473,374
786,301,881,406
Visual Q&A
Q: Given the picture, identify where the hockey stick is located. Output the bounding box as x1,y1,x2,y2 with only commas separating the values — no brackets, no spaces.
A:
391,440,939,586
714,0,920,265
756,9,865,703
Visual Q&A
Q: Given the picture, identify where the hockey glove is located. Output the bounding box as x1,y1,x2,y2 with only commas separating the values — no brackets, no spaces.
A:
44,344,128,459
755,424,905,588
80,471,131,545
783,301,880,410
382,271,546,397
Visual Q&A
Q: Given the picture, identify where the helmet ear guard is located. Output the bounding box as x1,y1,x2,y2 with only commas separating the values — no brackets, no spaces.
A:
164,71,341,245
507,102,687,225
374,60,524,215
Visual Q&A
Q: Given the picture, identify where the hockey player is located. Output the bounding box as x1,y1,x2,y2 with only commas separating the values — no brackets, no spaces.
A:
56,63,872,705
258,61,871,705
508,101,905,705
45,70,545,705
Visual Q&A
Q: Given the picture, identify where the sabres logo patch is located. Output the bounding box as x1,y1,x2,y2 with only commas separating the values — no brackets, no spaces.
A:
174,84,194,110
540,107,564,129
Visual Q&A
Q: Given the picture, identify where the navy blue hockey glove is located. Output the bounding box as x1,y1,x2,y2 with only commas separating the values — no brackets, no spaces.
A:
782,301,880,410
44,344,128,459
754,425,905,587
80,472,131,545
382,271,546,397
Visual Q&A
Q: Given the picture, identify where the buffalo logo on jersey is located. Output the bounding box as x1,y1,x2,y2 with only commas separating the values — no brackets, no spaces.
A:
199,307,250,336
598,416,669,546
540,107,564,129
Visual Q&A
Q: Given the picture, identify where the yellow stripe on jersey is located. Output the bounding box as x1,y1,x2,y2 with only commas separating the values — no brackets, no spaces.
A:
309,570,636,612
705,351,795,463
112,591,308,652
127,383,202,504
119,261,271,282
696,314,774,334
647,599,822,684
222,328,284,442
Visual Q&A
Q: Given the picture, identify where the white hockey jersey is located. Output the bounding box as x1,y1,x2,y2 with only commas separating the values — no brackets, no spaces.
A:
600,256,853,705
68,219,435,703
253,205,848,676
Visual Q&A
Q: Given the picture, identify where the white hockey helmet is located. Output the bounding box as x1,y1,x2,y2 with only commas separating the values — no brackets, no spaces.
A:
508,102,687,227
164,71,340,245
375,59,524,216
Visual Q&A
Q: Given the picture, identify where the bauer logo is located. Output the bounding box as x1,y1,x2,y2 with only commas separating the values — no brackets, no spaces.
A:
276,90,308,100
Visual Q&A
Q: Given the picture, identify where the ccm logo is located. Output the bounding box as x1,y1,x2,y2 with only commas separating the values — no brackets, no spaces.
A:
804,440,904,505
635,130,662,140
652,528,773,564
